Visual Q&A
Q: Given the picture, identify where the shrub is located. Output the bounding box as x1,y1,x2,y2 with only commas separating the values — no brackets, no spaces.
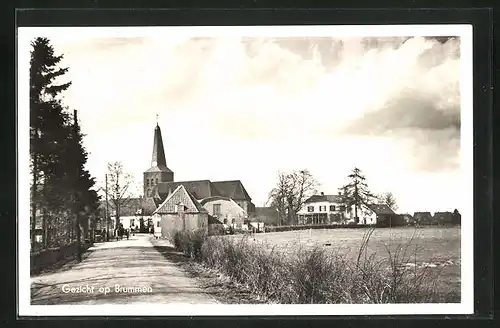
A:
198,227,448,304
171,229,207,259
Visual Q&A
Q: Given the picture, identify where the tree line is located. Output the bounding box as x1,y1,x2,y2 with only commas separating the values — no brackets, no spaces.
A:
30,37,99,255
268,167,398,225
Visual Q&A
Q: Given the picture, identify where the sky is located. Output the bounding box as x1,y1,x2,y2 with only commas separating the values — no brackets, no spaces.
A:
19,27,471,214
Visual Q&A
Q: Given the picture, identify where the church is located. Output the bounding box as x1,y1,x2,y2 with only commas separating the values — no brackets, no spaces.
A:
143,123,256,237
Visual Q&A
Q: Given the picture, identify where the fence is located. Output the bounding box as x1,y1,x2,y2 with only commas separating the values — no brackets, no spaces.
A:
265,223,374,233
30,241,93,275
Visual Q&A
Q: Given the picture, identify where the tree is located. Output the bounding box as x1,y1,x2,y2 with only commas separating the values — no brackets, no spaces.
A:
105,161,136,229
268,169,318,225
30,37,99,255
30,37,72,250
341,167,376,223
377,191,398,211
267,172,291,225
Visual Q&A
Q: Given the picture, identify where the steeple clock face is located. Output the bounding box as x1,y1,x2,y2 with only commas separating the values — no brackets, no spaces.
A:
152,161,157,166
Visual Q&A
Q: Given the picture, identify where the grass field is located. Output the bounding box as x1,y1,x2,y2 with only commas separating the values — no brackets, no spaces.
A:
227,226,461,302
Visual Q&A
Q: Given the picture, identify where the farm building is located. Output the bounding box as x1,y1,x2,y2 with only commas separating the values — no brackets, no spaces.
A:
365,204,404,227
152,184,209,239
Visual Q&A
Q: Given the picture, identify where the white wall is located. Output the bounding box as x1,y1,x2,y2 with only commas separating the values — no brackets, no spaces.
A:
297,200,344,215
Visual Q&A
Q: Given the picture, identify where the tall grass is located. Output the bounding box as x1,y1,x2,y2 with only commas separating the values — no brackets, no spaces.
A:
173,227,449,304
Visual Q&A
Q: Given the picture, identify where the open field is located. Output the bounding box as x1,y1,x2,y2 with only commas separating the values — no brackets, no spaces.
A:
226,226,461,302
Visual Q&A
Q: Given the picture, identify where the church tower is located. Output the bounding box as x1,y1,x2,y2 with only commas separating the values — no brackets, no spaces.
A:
143,123,174,197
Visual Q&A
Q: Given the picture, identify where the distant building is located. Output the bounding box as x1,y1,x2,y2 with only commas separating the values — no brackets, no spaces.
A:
413,212,434,225
433,211,454,225
365,204,404,227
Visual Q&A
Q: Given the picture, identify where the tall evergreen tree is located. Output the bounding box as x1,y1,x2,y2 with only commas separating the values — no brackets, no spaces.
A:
30,37,99,255
30,37,71,250
341,167,376,223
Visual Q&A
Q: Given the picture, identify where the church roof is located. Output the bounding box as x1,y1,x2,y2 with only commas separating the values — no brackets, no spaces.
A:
211,180,252,201
144,165,173,173
154,180,221,200
153,179,253,202
151,124,167,167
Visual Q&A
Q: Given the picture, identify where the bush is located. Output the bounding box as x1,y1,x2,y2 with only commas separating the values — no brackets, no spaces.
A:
171,229,207,259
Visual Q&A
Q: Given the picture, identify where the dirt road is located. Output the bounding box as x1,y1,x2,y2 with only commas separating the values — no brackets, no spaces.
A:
30,234,218,305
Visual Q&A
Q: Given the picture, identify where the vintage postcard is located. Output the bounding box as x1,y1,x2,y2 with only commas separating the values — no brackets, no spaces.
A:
18,25,473,316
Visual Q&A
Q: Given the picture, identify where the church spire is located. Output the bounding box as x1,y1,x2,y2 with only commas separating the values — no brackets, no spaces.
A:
151,123,167,168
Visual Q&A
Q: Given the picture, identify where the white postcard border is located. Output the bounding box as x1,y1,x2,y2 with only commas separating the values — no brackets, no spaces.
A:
17,24,474,317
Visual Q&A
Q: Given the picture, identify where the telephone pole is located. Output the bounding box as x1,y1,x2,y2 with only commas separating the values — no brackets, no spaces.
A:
105,173,109,242
74,110,82,262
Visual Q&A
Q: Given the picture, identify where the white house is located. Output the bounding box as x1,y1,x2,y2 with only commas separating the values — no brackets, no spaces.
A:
297,192,400,226
297,192,347,225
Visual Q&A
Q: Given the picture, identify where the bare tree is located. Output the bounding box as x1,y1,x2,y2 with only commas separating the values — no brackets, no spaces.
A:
268,169,318,225
377,191,398,211
105,161,136,229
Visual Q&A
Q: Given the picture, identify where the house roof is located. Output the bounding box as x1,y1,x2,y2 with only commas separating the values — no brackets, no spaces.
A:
98,196,159,217
153,185,208,215
255,206,279,217
368,204,396,215
141,197,158,215
99,197,144,217
414,212,433,217
434,211,453,215
305,194,342,203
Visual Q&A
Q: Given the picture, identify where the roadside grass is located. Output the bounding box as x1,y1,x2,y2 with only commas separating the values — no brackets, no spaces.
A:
170,226,460,304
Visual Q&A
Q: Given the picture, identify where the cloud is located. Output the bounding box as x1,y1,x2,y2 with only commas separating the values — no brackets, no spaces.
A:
37,32,464,210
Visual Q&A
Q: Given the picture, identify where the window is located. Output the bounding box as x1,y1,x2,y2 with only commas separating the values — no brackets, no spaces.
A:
318,206,327,212
157,221,160,227
155,178,158,185
232,218,235,224
329,205,336,212
146,179,150,187
213,204,221,215
307,206,314,212
340,205,346,212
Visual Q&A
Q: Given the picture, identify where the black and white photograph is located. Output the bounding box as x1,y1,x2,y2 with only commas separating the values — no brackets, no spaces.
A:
18,25,473,316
